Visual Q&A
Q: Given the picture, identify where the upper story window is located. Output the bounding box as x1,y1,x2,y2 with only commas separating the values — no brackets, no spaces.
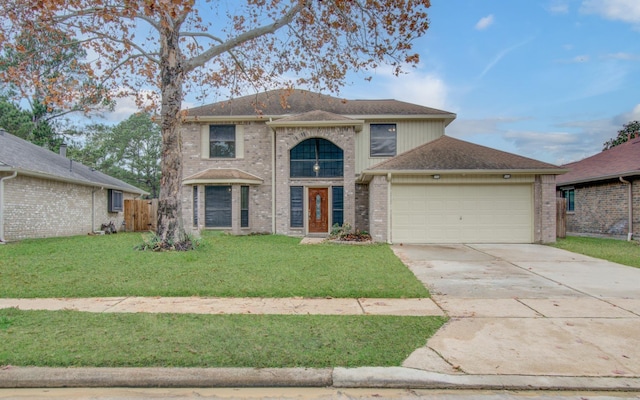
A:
370,123,397,157
290,138,343,178
209,125,236,158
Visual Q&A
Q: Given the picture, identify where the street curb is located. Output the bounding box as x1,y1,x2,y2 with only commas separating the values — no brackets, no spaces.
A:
0,367,332,388
332,367,640,391
2,367,640,391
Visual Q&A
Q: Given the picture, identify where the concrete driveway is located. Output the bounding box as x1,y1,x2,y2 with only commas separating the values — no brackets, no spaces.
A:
392,243,640,377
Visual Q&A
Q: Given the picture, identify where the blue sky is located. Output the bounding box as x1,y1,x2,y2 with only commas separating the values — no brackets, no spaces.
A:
102,0,640,166
342,0,640,165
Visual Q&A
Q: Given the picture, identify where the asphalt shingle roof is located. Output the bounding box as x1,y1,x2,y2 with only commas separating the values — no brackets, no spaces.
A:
556,137,640,185
186,89,456,119
183,168,263,182
367,135,563,172
0,130,146,194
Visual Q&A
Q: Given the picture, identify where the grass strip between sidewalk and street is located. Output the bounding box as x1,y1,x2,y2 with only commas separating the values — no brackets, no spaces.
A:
552,236,640,269
0,308,446,368
0,233,428,299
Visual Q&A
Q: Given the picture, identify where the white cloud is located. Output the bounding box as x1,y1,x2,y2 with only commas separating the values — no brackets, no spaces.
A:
383,72,449,110
555,54,590,63
350,64,450,110
547,1,570,14
475,15,495,30
97,88,160,123
444,105,640,165
580,0,640,24
479,38,533,78
602,52,640,60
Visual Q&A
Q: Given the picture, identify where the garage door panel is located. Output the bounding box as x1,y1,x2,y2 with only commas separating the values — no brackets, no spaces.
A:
392,184,533,244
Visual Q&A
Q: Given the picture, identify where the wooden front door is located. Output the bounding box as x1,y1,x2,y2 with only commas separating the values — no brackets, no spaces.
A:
308,188,329,233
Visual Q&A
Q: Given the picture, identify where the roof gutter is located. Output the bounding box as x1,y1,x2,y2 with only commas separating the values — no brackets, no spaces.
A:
0,170,18,243
184,113,456,125
619,176,634,241
557,170,640,188
359,168,568,182
4,167,147,196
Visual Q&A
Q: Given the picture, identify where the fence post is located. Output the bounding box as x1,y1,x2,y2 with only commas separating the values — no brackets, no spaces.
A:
556,198,567,238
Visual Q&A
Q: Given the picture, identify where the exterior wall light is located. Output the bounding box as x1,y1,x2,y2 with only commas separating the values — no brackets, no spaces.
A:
433,174,440,179
503,174,511,179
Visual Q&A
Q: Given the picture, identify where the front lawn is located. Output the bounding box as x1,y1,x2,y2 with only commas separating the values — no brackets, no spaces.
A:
552,236,640,268
0,232,429,298
0,233,441,368
0,308,445,368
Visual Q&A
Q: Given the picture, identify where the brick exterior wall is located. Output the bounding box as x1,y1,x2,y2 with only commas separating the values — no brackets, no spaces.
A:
181,122,274,235
368,175,389,243
535,174,557,244
2,174,133,241
274,126,356,236
565,178,639,238
180,122,357,237
354,183,370,233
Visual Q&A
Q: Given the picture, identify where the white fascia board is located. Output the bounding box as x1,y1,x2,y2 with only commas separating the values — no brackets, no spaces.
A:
265,120,365,129
182,178,263,186
8,168,148,195
557,170,640,187
363,168,568,176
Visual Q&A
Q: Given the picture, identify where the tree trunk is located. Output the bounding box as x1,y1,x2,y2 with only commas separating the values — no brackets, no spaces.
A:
156,19,185,245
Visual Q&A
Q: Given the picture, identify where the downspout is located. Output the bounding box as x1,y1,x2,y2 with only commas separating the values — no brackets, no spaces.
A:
387,173,392,244
91,187,104,234
0,170,18,243
271,125,276,234
619,177,633,241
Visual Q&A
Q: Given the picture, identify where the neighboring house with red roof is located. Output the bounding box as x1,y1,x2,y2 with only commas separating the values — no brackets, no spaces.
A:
556,137,640,240
0,130,147,242
181,89,564,244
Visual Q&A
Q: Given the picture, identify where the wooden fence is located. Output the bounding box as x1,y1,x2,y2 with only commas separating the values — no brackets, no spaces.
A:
556,197,567,238
124,199,158,232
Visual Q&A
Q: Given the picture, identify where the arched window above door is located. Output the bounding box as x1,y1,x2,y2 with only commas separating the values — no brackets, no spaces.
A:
290,138,343,178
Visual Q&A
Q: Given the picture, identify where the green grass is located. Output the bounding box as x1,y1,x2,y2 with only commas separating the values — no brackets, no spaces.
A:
0,233,441,368
552,236,640,268
0,308,446,368
0,233,428,298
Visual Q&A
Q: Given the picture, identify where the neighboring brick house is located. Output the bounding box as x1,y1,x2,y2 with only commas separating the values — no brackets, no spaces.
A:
557,137,640,240
181,89,564,244
0,130,146,242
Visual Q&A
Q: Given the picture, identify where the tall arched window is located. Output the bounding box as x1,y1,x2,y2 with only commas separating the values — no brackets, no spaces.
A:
290,138,343,178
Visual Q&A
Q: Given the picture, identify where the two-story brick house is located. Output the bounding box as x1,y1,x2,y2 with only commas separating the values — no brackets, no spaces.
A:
181,89,564,244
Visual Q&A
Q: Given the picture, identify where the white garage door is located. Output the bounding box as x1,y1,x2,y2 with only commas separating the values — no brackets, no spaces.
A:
391,184,533,243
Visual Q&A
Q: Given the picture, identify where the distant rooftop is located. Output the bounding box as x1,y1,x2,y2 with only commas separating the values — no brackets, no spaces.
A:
0,130,146,194
557,137,640,186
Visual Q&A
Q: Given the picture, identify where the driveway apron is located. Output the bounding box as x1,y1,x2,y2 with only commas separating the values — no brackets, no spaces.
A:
392,243,640,377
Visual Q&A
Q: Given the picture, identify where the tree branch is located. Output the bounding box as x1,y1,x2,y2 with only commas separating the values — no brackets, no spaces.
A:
184,1,306,73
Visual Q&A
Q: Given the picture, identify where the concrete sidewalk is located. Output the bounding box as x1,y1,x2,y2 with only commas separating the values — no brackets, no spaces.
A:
0,296,443,316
